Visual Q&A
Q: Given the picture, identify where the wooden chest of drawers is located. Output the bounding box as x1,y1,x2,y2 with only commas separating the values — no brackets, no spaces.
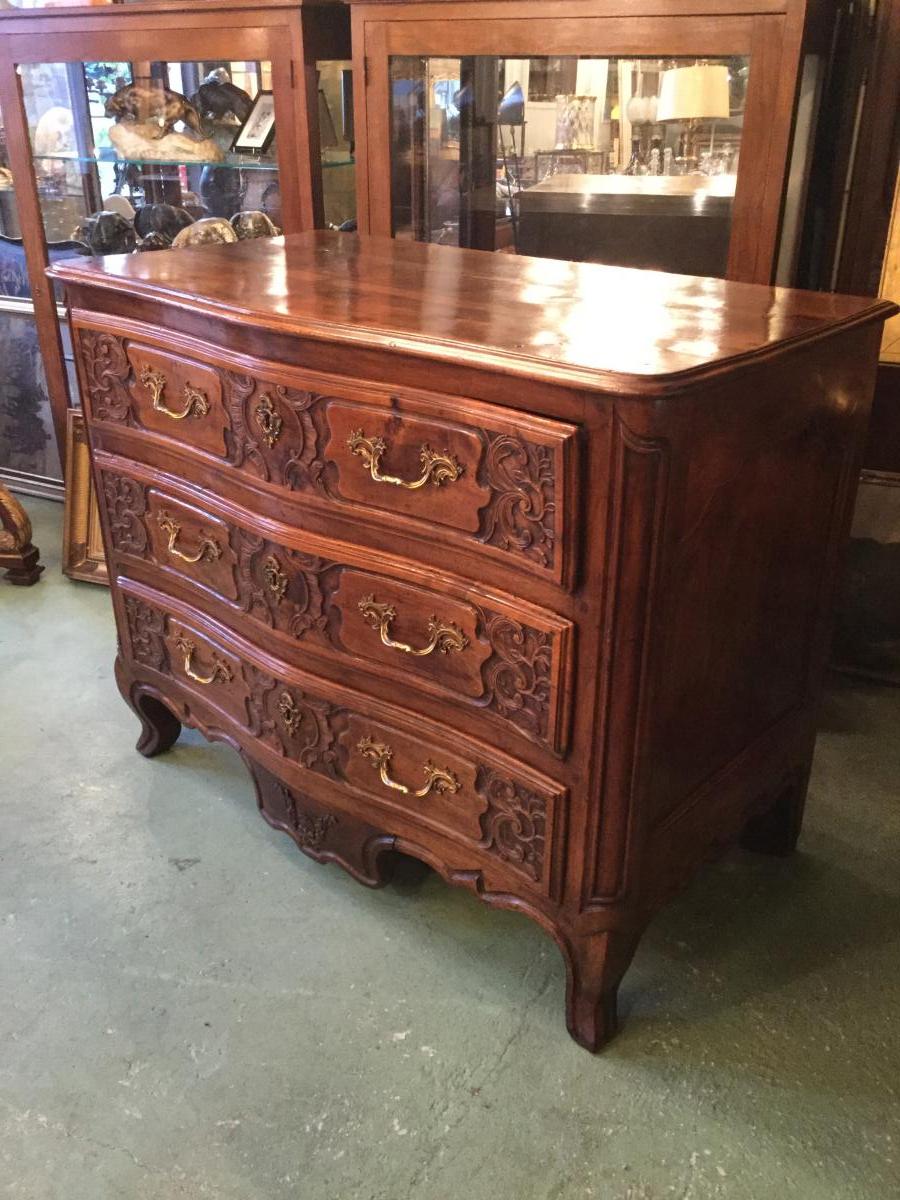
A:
53,233,894,1051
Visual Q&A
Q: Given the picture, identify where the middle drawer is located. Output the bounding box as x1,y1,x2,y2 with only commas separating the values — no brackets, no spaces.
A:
98,462,574,756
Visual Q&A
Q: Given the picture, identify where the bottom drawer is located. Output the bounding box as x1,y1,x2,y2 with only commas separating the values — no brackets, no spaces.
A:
120,584,566,898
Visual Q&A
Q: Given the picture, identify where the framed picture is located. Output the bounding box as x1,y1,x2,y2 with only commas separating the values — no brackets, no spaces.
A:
232,91,276,154
63,408,108,586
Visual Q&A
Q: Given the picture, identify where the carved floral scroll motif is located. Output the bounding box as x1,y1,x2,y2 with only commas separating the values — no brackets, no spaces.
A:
479,610,552,744
476,768,548,883
477,433,556,571
123,595,168,673
78,330,133,423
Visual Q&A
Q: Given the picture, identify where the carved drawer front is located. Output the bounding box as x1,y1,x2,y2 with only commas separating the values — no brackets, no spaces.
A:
80,331,228,457
324,402,572,583
122,590,565,896
77,327,577,587
133,609,250,729
335,569,572,754
339,713,558,891
335,570,490,698
100,467,573,752
326,404,488,531
145,490,238,601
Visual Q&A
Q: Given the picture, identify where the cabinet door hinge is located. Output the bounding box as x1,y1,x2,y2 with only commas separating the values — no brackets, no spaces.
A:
364,57,370,87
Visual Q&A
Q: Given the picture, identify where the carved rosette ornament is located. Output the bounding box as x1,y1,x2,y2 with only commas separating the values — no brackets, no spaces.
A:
240,665,342,776
476,768,547,883
224,374,325,488
477,433,556,570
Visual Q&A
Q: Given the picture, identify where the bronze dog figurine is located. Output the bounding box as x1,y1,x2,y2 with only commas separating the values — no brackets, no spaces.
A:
105,84,203,139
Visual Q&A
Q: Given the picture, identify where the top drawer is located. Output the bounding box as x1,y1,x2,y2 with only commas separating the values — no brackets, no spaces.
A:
75,323,580,589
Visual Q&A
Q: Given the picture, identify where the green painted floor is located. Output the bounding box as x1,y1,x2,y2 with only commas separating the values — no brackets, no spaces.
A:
2,497,899,1200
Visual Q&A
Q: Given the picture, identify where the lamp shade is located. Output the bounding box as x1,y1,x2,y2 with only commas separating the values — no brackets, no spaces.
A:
498,81,525,126
656,64,730,122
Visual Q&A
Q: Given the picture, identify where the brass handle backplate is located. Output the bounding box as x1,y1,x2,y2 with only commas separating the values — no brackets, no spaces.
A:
357,594,468,657
157,512,222,564
357,735,460,798
140,365,210,421
346,428,463,490
173,635,233,685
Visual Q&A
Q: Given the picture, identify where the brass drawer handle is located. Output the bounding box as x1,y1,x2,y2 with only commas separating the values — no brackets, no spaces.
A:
358,594,468,657
357,735,460,798
140,365,210,420
346,428,463,490
157,512,222,564
173,635,233,685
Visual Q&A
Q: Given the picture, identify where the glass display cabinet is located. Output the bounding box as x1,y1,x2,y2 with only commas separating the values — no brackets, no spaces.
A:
0,0,351,578
0,95,68,500
351,0,819,285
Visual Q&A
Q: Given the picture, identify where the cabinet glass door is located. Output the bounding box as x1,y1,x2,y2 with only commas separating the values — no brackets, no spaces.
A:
0,97,63,493
390,55,749,277
20,57,282,249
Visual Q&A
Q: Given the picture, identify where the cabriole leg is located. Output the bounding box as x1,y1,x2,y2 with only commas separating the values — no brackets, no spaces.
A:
564,927,643,1052
115,657,182,758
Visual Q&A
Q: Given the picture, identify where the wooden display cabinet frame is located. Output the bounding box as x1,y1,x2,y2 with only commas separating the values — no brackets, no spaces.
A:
351,0,815,286
0,0,349,491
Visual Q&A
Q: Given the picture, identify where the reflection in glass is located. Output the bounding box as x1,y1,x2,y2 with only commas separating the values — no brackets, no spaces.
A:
390,55,749,277
318,60,356,229
0,310,62,485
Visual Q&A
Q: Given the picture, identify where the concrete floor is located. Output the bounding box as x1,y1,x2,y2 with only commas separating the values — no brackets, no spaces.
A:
2,497,899,1200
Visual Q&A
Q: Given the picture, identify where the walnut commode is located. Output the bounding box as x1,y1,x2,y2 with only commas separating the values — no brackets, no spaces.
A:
52,232,894,1050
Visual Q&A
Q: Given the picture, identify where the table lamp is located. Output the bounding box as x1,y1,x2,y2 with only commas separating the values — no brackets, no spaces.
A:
656,63,730,170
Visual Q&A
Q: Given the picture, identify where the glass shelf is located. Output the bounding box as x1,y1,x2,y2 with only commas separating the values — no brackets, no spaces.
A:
32,152,278,172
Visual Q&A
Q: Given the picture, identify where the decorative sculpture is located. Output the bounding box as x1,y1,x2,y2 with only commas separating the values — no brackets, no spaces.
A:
0,485,43,586
105,82,223,163
171,216,238,248
105,83,203,137
74,210,136,256
230,210,280,240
